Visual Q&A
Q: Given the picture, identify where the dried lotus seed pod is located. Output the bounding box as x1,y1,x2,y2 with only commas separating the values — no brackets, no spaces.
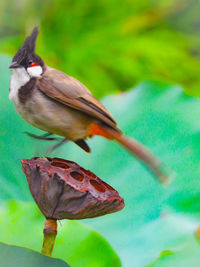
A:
21,157,125,220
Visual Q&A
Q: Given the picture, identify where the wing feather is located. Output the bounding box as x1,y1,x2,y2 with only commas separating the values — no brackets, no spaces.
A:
37,67,117,128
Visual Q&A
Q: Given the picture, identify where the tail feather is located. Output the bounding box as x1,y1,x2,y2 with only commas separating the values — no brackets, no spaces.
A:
103,128,173,185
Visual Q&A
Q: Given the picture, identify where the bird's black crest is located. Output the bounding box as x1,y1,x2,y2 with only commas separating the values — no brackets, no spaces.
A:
12,27,39,64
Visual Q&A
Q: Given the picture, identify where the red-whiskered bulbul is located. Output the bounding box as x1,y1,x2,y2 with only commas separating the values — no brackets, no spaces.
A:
9,27,171,184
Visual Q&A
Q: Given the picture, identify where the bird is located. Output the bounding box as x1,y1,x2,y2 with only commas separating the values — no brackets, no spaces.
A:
9,26,171,184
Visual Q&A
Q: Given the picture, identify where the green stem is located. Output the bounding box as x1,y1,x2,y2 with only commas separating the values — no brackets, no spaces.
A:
41,219,57,256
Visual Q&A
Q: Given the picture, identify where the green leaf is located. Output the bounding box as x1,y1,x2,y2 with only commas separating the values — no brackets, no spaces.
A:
0,242,69,267
150,237,200,267
0,201,121,267
56,79,200,265
125,212,199,266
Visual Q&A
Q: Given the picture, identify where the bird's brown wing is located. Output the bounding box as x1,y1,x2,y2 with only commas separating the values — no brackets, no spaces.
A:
37,67,117,129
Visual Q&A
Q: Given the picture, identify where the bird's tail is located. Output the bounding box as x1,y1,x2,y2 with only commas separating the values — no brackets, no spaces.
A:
113,131,173,185
89,123,173,185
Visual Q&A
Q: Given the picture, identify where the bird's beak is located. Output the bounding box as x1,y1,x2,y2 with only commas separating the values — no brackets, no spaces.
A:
9,61,21,69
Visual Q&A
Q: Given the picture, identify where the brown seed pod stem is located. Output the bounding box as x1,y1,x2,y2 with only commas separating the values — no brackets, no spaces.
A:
41,219,57,256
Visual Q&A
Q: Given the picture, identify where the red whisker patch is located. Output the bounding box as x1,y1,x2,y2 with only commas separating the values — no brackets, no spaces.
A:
30,62,38,68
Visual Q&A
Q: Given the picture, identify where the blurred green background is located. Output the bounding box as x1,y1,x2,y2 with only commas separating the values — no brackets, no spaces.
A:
1,0,200,98
2,1,200,267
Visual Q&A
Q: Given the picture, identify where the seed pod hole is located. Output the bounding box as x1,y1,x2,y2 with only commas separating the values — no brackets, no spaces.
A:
70,171,84,182
51,161,70,169
54,158,75,165
102,181,115,191
46,157,53,162
90,179,106,193
80,168,96,178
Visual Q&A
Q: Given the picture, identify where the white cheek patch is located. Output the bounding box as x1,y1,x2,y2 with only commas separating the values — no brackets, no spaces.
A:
27,65,42,77
9,68,30,101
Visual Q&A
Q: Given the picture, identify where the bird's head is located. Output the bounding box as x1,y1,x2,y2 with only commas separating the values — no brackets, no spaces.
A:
9,27,45,77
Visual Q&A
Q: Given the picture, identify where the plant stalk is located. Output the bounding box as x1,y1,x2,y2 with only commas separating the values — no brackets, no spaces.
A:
41,219,57,256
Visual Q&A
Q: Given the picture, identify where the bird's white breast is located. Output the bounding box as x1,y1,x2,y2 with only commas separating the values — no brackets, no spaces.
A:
9,68,30,103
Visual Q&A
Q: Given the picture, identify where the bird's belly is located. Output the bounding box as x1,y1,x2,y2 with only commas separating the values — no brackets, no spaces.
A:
14,91,92,140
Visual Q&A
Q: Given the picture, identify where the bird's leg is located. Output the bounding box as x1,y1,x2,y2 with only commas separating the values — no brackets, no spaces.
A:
47,138,68,153
25,131,67,152
25,132,60,141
